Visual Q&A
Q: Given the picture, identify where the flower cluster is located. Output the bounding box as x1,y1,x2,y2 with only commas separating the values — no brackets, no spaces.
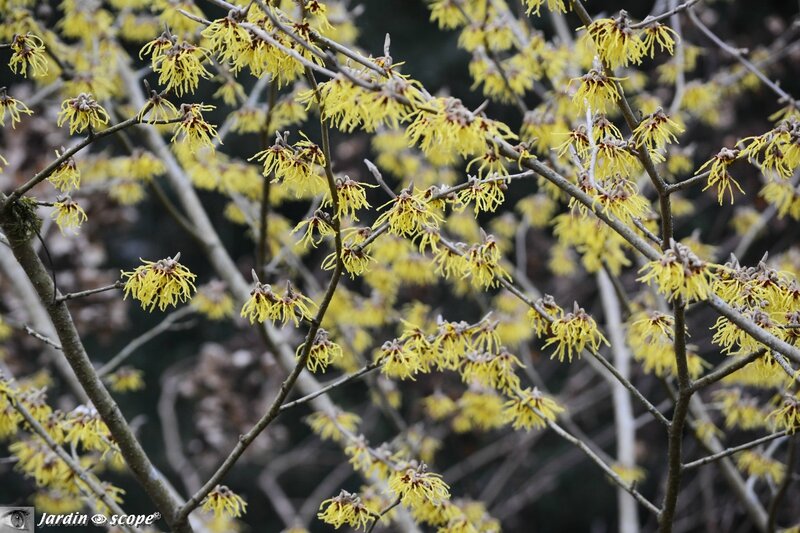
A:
201,485,247,519
57,93,110,134
121,254,197,311
317,490,373,530
541,302,609,362
51,198,87,234
141,34,211,96
171,103,219,153
0,88,33,128
251,133,327,197
300,328,343,373
8,33,49,77
638,241,715,302
241,277,316,326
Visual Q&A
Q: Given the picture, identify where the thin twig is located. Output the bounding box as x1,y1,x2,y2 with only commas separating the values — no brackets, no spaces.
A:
366,497,402,533
687,8,797,106
22,324,63,350
629,0,701,29
682,431,789,470
279,362,381,413
55,281,123,303
688,349,767,393
97,306,195,377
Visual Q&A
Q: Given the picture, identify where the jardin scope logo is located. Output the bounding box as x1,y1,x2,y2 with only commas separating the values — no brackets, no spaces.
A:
0,507,33,532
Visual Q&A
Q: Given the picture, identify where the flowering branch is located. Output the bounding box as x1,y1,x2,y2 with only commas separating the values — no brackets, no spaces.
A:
0,105,182,210
0,202,189,532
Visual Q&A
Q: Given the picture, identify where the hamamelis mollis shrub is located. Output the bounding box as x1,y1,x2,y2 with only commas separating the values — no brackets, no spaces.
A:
1,0,800,532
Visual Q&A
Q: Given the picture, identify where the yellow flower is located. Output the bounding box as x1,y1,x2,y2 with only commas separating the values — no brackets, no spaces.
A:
611,464,647,485
641,22,678,57
585,14,645,68
739,119,800,179
317,490,372,530
463,236,511,289
504,387,564,430
632,108,684,151
523,0,567,16
405,97,513,163
51,198,87,234
137,91,179,124
8,33,49,77
0,317,12,341
457,176,506,214
201,485,247,519
57,93,110,134
10,438,72,486
109,182,146,205
638,241,715,302
121,254,197,312
453,389,507,432
125,150,166,181
571,69,623,113
144,35,211,96
48,150,80,192
428,0,468,29
543,302,609,362
375,339,425,380
460,347,522,393
698,147,744,205
328,176,375,220
240,278,316,326
250,133,327,197
230,106,266,134
0,89,33,127
213,79,246,107
588,177,650,223
769,394,800,433
594,138,641,178
61,405,113,453
299,73,423,133
736,450,785,483
202,13,251,67
374,188,444,238
388,463,450,508
715,389,769,431
104,367,145,393
298,329,342,373
292,210,335,249
171,103,219,153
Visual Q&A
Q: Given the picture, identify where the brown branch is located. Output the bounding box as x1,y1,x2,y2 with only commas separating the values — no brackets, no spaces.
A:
0,197,190,533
